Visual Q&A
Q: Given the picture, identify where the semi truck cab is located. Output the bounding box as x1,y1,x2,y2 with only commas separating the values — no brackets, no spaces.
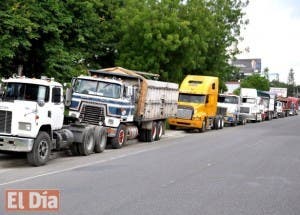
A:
0,76,64,152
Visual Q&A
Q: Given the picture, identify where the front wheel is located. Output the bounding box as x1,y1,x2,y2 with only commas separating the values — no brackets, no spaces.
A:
27,132,51,166
111,125,127,149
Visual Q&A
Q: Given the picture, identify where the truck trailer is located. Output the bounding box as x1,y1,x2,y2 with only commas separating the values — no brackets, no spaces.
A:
168,75,226,132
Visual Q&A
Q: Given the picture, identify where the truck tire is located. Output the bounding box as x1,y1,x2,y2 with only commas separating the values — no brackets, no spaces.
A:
213,117,220,130
94,126,107,153
27,132,51,166
145,121,157,142
138,129,147,142
79,127,95,156
220,118,224,129
70,143,80,156
200,119,206,133
155,121,164,141
111,124,127,149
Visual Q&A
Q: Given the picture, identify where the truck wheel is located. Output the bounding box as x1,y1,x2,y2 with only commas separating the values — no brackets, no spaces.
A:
70,143,80,156
27,132,51,166
145,122,157,142
155,121,164,141
200,119,206,133
138,129,146,142
213,117,220,130
220,118,224,129
94,126,107,153
112,125,127,149
79,127,95,156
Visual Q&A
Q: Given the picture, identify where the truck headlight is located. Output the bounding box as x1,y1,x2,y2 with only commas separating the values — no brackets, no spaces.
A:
19,122,31,131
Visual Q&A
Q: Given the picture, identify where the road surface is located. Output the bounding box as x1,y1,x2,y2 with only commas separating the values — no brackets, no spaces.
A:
0,116,300,215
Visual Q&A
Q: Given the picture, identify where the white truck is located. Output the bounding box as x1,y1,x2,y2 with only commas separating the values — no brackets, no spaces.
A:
217,94,246,126
68,67,179,148
239,88,262,122
0,76,107,166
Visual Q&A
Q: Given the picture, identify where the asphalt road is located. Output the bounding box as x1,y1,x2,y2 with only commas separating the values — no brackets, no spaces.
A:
0,116,300,215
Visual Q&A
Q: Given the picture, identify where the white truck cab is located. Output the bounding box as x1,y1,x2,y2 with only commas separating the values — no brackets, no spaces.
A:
217,94,246,126
0,76,64,164
240,88,262,122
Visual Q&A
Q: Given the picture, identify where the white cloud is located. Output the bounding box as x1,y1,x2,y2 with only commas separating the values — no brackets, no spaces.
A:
238,0,300,84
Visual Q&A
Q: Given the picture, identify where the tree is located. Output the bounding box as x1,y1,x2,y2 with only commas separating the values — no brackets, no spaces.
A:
113,0,248,83
240,74,269,91
0,0,115,82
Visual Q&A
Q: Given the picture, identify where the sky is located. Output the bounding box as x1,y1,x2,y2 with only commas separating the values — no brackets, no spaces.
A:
237,0,300,84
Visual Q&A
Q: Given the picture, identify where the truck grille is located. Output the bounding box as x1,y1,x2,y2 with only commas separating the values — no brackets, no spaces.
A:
176,106,193,119
79,105,105,125
240,107,250,114
0,110,12,133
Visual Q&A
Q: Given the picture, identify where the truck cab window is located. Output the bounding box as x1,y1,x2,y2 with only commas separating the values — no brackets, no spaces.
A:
3,83,49,102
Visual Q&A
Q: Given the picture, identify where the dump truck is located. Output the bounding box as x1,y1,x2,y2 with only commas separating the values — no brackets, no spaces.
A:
217,94,247,126
0,76,108,166
68,67,179,148
168,75,225,132
240,88,262,122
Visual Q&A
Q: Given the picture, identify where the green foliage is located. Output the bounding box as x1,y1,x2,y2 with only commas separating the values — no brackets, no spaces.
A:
233,87,240,95
240,74,270,91
0,0,248,84
114,0,248,83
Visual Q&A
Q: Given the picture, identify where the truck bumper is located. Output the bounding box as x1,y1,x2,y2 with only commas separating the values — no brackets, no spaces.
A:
0,136,34,152
239,113,257,121
168,118,202,129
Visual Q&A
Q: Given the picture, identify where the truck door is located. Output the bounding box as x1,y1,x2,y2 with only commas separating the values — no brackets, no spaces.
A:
51,87,64,130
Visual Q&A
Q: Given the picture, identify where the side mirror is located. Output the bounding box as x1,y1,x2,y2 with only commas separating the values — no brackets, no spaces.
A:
65,88,72,107
37,100,45,107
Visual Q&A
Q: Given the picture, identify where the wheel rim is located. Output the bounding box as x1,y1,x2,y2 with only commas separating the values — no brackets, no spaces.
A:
218,119,221,128
152,125,157,140
86,135,94,151
118,130,125,145
38,140,49,160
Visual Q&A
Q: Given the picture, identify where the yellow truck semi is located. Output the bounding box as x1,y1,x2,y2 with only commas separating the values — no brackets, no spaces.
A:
168,75,226,132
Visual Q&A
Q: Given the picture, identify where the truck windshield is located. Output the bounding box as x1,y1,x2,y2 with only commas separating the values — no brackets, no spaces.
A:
179,93,205,104
218,96,238,104
2,83,49,102
74,79,121,99
242,98,256,104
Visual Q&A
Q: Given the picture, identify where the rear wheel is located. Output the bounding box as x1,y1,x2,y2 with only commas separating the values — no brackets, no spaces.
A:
27,132,51,166
111,125,127,149
79,127,95,156
145,121,157,142
155,121,164,141
220,118,224,129
94,126,107,153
